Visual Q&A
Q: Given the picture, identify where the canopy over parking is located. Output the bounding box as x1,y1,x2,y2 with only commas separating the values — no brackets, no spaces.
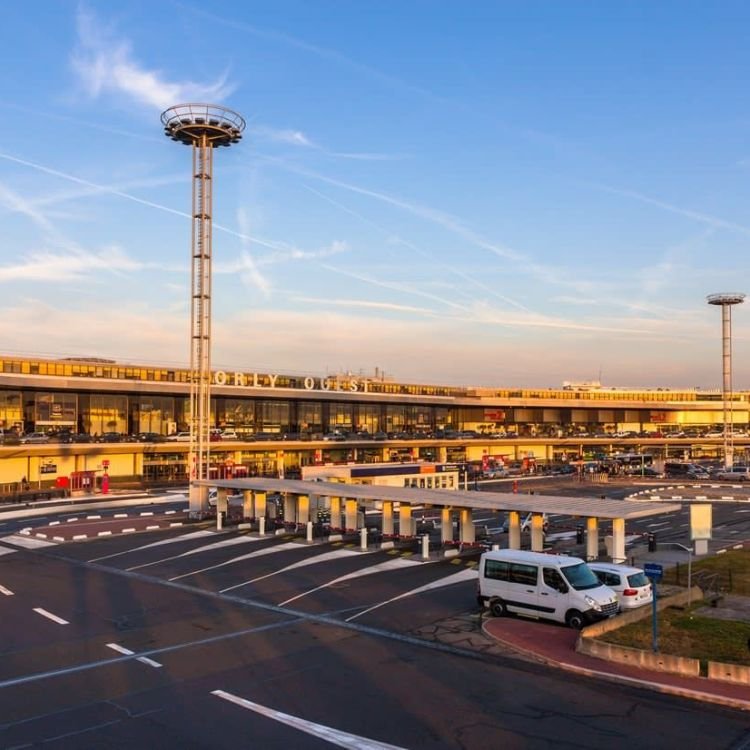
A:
194,477,679,563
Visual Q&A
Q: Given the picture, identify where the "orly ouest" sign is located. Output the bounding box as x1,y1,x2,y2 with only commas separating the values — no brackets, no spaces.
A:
213,371,371,393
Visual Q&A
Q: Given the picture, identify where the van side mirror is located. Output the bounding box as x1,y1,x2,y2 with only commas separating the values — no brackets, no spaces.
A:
557,582,569,594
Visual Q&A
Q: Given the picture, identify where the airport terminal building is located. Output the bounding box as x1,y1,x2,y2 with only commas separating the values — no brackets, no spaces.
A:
0,353,746,486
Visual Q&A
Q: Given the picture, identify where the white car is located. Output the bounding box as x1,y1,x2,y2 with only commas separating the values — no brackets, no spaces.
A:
587,562,652,610
166,432,191,442
221,430,240,441
714,466,750,481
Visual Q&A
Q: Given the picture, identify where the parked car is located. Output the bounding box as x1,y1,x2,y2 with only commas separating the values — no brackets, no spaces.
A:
714,466,750,481
20,432,50,444
166,432,191,442
483,468,509,479
134,432,163,442
220,429,240,441
322,432,346,442
587,562,653,610
97,432,123,443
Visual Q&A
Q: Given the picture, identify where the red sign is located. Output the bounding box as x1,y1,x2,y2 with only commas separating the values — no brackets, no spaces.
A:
484,410,506,422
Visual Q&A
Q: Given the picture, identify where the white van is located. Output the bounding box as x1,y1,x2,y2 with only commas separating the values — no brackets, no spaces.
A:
477,549,619,629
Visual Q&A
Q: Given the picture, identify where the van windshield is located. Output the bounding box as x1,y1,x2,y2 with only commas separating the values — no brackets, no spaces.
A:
561,563,601,591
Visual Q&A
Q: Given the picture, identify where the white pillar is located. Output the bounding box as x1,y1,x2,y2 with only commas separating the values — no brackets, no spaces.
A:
216,488,228,531
284,494,295,525
189,484,209,514
259,517,266,536
330,496,342,530
253,491,266,519
345,499,358,531
586,517,599,561
360,527,368,550
611,517,626,563
306,520,313,543
508,511,521,550
382,501,394,536
399,504,413,537
459,508,475,543
441,508,453,544
422,534,430,559
297,494,310,524
530,513,544,552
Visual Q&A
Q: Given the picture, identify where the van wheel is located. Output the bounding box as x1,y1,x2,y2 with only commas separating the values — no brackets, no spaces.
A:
490,599,508,617
566,610,585,630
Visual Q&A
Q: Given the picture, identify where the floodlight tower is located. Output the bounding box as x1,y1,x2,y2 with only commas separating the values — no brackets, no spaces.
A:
161,104,245,509
707,293,745,469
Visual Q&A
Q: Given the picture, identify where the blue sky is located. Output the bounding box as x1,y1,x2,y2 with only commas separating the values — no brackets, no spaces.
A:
1,1,749,388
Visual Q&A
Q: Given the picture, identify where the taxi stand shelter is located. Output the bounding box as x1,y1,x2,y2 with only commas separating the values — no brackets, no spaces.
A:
193,478,680,563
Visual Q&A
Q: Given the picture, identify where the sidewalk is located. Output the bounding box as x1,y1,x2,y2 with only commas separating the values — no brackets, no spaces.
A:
483,615,750,711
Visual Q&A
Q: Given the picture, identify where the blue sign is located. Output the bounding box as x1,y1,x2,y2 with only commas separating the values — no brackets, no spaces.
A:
644,562,663,581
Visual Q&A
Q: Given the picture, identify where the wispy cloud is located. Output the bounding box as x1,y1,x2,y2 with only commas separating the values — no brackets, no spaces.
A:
0,150,318,256
0,246,145,283
590,182,750,237
71,7,233,110
292,297,435,315
233,208,271,296
250,125,315,148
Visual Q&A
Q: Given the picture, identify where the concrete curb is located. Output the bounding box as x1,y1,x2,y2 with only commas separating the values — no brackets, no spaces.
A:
481,621,750,712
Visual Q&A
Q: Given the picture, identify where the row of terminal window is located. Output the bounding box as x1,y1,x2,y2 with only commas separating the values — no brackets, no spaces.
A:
403,475,455,489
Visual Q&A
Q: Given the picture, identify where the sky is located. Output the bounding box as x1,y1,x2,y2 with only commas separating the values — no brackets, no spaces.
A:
1,1,750,389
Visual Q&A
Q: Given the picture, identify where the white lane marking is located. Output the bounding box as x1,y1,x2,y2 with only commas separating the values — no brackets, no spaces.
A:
86,515,101,520
146,525,160,530
121,528,136,533
72,534,88,541
35,533,48,539
3,534,56,548
88,529,215,562
66,517,79,522
165,510,176,515
126,535,261,572
98,531,112,537
220,548,365,594
169,522,183,527
280,556,425,607
53,536,65,542
140,512,154,517
0,547,17,557
114,513,128,518
106,642,163,668
169,542,301,581
49,520,60,526
346,568,477,622
646,521,670,528
33,608,69,625
0,584,14,595
211,690,406,750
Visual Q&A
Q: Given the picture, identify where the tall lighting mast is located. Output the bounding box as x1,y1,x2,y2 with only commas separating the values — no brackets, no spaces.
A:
707,293,745,469
161,104,245,510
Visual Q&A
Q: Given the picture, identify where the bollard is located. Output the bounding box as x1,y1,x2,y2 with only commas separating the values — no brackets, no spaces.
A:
259,517,266,536
422,533,430,560
307,520,313,543
492,543,500,551
360,527,368,551
217,511,223,531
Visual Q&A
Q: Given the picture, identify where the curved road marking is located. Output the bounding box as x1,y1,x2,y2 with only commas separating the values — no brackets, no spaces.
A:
279,556,425,607
211,690,406,750
346,568,477,622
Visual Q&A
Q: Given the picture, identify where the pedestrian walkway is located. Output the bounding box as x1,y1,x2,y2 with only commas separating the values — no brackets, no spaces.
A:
483,616,750,711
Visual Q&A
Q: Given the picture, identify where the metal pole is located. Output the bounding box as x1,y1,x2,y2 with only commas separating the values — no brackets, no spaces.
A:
651,580,658,653
687,546,693,607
